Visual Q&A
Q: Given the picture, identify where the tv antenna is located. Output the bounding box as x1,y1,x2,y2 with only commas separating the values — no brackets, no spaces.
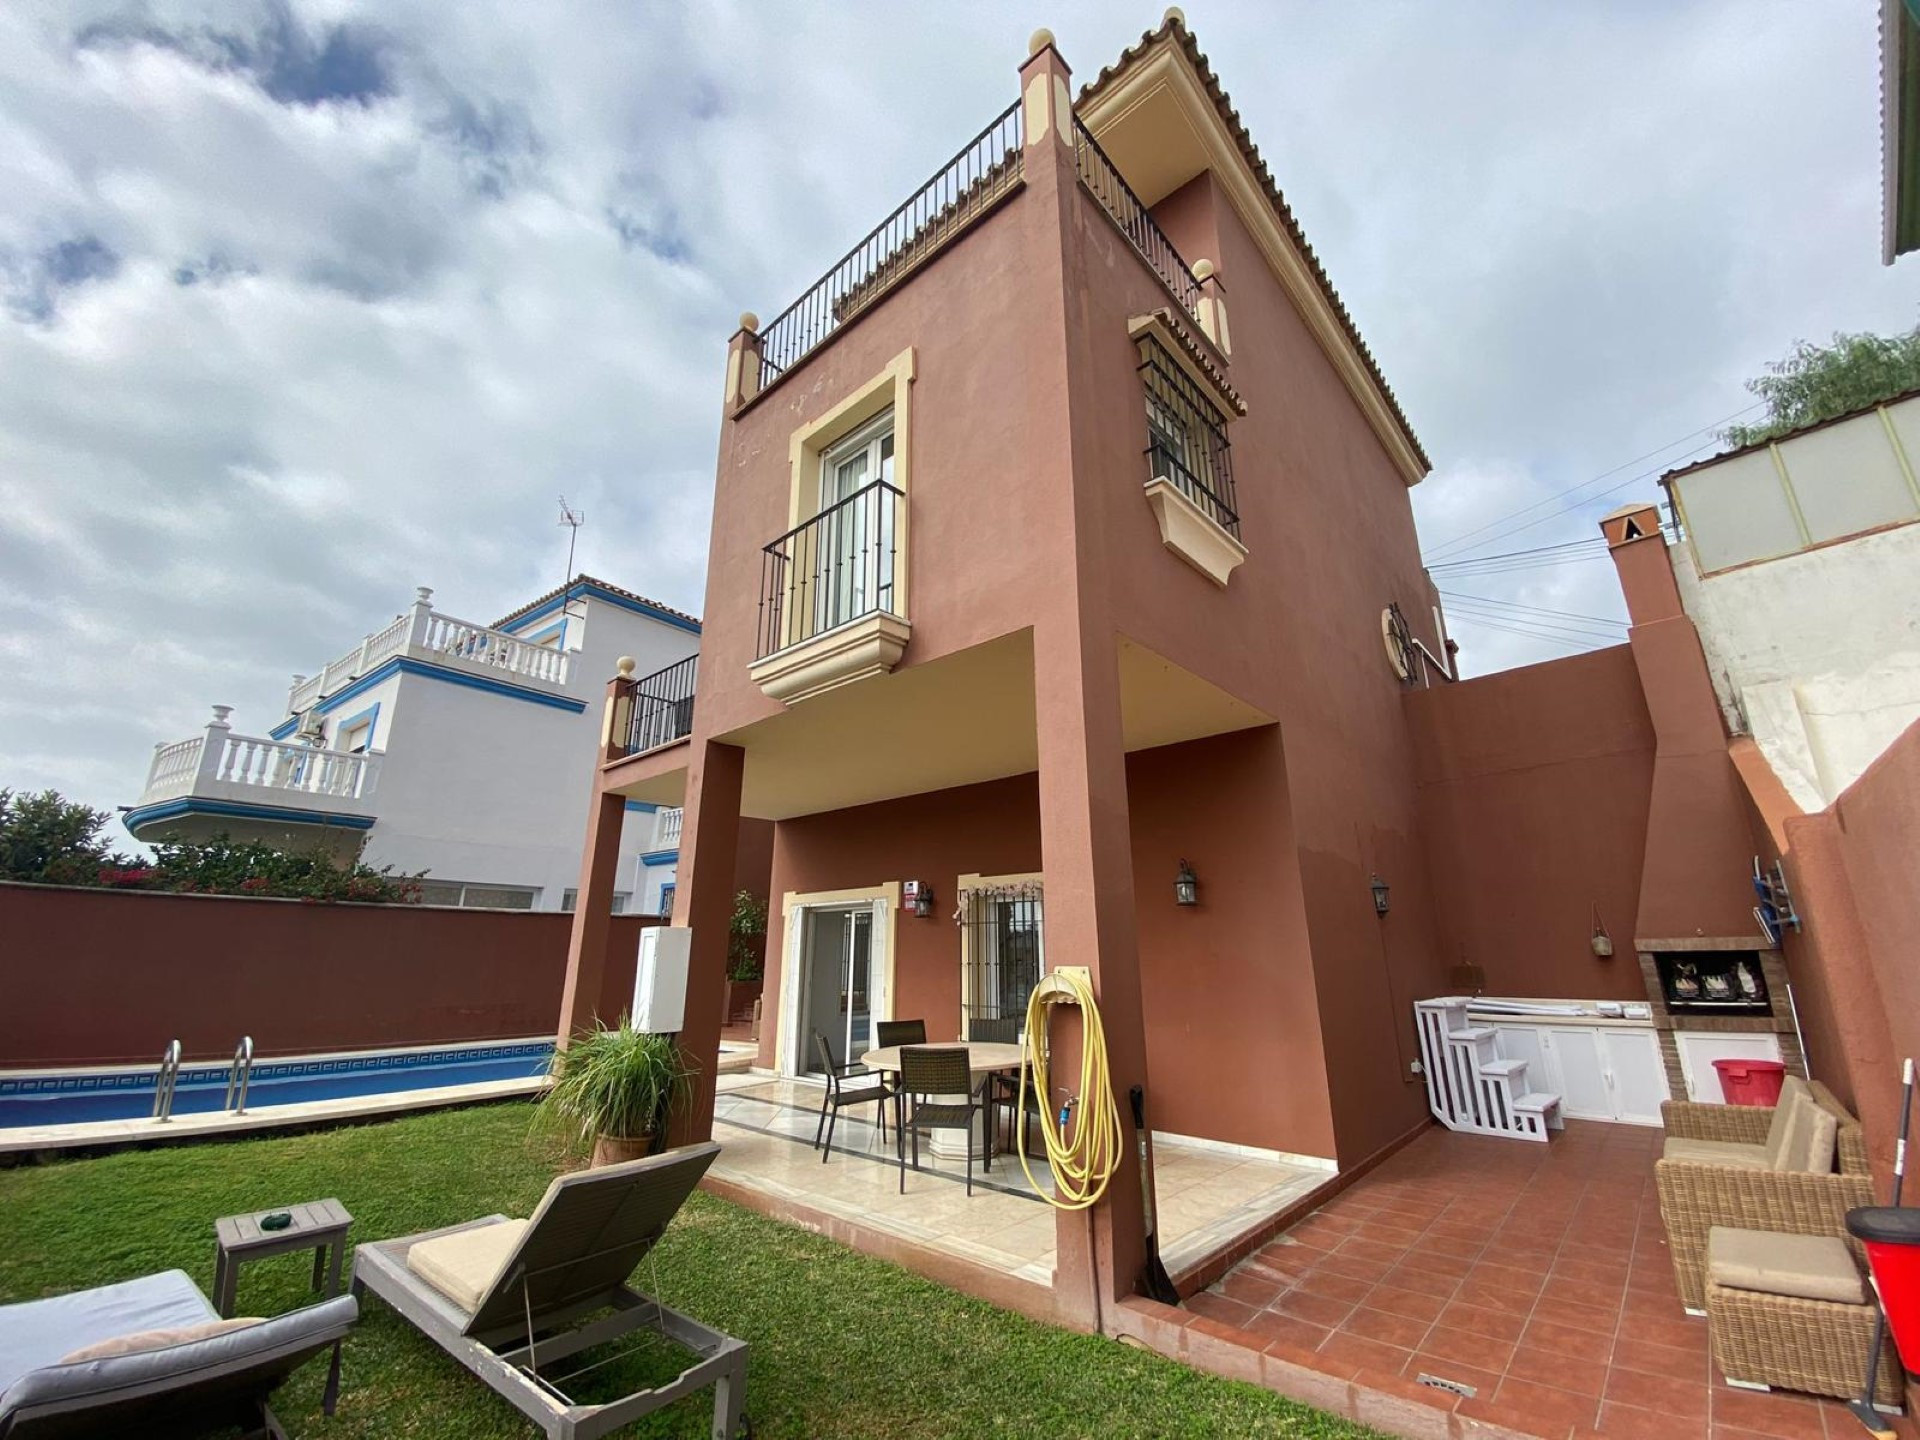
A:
557,496,585,588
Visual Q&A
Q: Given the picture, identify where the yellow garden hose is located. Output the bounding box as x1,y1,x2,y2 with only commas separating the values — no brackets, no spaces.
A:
1017,968,1123,1210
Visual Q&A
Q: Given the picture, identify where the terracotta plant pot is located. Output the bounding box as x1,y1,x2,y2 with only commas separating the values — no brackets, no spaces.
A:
590,1133,654,1167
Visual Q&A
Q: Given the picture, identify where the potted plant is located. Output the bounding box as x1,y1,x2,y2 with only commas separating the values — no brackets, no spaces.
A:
540,1021,692,1167
724,890,768,1025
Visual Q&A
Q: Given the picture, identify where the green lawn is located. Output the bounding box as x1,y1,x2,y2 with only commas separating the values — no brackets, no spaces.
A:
0,1104,1382,1439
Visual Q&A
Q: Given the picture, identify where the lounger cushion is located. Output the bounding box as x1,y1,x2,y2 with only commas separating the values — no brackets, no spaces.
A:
1708,1226,1866,1304
0,1270,216,1396
1760,1076,1811,1167
58,1317,261,1364
408,1219,530,1312
1662,1137,1773,1168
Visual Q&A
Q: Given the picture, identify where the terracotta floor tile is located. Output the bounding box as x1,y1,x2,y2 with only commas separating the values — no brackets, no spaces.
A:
1316,1329,1414,1376
1704,1387,1830,1440
1436,1300,1530,1344
1380,1263,1461,1299
1593,1400,1708,1438
1422,1322,1518,1372
1314,1251,1397,1285
1218,1271,1286,1308
1275,1288,1359,1328
1292,1267,1377,1305
1455,1276,1544,1317
1506,1342,1609,1397
1529,1295,1622,1333
1365,1282,1450,1324
1340,1305,1436,1350
1336,1236,1412,1266
1185,1290,1258,1327
1398,1248,1477,1280
1489,1375,1603,1433
1522,1315,1617,1365
1624,1313,1709,1355
1611,1335,1708,1384
1244,1308,1331,1350
1603,1364,1710,1419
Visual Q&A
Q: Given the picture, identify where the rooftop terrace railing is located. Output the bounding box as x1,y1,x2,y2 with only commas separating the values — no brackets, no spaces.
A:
757,101,1024,390
1072,119,1204,321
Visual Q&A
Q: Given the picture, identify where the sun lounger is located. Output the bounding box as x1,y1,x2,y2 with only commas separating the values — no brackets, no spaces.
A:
0,1268,354,1438
351,1142,746,1440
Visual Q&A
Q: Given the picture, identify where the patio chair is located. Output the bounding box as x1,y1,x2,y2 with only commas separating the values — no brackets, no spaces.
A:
897,1046,990,1197
0,1269,355,1439
1655,1079,1874,1311
967,1016,1026,1148
812,1029,891,1161
351,1144,747,1440
874,1019,927,1049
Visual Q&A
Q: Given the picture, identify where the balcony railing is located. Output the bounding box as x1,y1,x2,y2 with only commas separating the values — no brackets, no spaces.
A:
1072,119,1204,321
284,587,570,719
757,101,1024,390
140,720,379,810
627,655,697,755
653,806,684,849
757,480,903,659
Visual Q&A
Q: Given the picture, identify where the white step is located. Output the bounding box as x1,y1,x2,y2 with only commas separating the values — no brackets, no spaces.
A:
1449,1026,1497,1044
1480,1058,1528,1077
1513,1091,1560,1112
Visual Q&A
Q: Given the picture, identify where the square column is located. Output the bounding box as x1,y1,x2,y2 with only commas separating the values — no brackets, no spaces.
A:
665,739,745,1147
557,665,641,1046
1033,616,1150,1331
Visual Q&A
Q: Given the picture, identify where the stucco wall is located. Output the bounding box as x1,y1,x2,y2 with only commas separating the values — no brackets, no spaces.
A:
1406,646,1657,1001
1674,524,1920,810
0,883,651,1067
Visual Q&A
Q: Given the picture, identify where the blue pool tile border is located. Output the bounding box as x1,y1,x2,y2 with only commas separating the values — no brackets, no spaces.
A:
0,1040,554,1099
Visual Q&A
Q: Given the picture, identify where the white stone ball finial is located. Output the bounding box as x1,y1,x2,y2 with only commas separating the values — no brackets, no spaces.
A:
1029,27,1055,55
739,311,760,334
1192,257,1215,281
616,656,636,678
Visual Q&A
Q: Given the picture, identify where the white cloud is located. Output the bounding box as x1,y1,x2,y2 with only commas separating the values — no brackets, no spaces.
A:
2,0,1919,819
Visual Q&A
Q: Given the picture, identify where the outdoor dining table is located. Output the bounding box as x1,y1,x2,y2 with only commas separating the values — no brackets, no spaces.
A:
859,1041,1026,1161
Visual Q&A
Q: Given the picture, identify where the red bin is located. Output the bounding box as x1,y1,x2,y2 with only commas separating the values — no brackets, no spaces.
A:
1848,1207,1920,1373
1713,1059,1787,1106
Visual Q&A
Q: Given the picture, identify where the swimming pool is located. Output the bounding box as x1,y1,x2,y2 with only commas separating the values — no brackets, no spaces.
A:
0,1039,554,1128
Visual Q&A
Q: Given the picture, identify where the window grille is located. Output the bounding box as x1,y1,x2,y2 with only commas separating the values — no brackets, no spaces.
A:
1137,335,1239,536
957,881,1044,1025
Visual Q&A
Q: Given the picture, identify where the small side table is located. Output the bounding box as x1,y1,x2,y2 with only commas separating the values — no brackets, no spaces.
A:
213,1198,353,1319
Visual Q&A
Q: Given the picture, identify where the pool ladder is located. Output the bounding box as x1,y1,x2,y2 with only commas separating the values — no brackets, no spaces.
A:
225,1036,255,1115
149,1036,255,1122
152,1040,182,1122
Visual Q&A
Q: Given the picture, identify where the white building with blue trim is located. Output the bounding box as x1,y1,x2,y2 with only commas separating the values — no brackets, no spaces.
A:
126,576,695,913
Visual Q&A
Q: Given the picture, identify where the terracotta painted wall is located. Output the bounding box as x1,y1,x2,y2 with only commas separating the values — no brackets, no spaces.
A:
1405,646,1657,1001
1126,729,1336,1160
758,740,1341,1162
0,884,651,1068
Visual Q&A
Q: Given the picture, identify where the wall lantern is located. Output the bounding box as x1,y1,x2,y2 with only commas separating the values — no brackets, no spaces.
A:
1369,874,1391,916
1590,907,1615,958
1174,860,1199,907
903,880,935,918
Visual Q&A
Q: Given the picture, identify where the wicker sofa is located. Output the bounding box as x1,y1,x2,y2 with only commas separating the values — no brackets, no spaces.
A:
1654,1079,1875,1312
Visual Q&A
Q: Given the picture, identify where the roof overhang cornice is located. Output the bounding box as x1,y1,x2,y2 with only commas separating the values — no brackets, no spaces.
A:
1078,38,1429,486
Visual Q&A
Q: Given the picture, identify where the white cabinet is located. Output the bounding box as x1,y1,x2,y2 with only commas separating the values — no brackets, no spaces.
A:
1482,1020,1670,1126
1674,1031,1783,1103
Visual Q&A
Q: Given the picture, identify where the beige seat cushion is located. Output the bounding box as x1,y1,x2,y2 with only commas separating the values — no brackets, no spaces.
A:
1760,1076,1812,1167
1708,1226,1866,1304
58,1317,262,1364
1662,1137,1772,1168
406,1219,529,1312
1773,1100,1837,1175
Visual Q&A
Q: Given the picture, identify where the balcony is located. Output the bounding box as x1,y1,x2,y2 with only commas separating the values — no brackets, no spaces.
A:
128,707,379,847
623,654,698,757
749,481,908,704
285,586,569,719
652,806,683,849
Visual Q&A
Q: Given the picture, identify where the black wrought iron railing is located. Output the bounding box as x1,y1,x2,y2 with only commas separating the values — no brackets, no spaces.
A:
626,654,697,754
757,102,1024,390
1072,119,1204,321
1139,338,1239,535
757,480,903,660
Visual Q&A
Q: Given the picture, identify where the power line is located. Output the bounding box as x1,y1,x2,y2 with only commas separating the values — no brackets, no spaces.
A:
1426,551,1615,579
1420,400,1764,562
1448,610,1624,652
1439,589,1627,628
1442,603,1625,647
1426,537,1606,572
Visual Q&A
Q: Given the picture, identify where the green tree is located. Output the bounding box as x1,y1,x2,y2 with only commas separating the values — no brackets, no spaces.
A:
0,789,127,885
728,888,768,981
1725,324,1920,448
141,833,422,904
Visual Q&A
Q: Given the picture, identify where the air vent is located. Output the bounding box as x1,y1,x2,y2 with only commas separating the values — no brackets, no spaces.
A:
1415,1373,1477,1400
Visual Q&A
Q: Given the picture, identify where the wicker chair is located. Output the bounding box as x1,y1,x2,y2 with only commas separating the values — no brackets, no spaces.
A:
875,1019,927,1049
811,1031,891,1162
897,1046,989,1196
1655,1080,1876,1311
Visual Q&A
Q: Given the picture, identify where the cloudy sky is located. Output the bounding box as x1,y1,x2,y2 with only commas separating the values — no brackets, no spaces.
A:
3,1,1916,823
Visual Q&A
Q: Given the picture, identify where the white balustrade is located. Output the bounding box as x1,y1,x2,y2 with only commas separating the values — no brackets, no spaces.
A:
140,725,378,808
420,610,570,685
654,807,684,848
143,736,206,802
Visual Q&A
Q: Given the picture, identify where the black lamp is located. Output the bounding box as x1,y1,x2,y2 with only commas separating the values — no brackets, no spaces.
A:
1369,873,1390,916
1174,859,1198,907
